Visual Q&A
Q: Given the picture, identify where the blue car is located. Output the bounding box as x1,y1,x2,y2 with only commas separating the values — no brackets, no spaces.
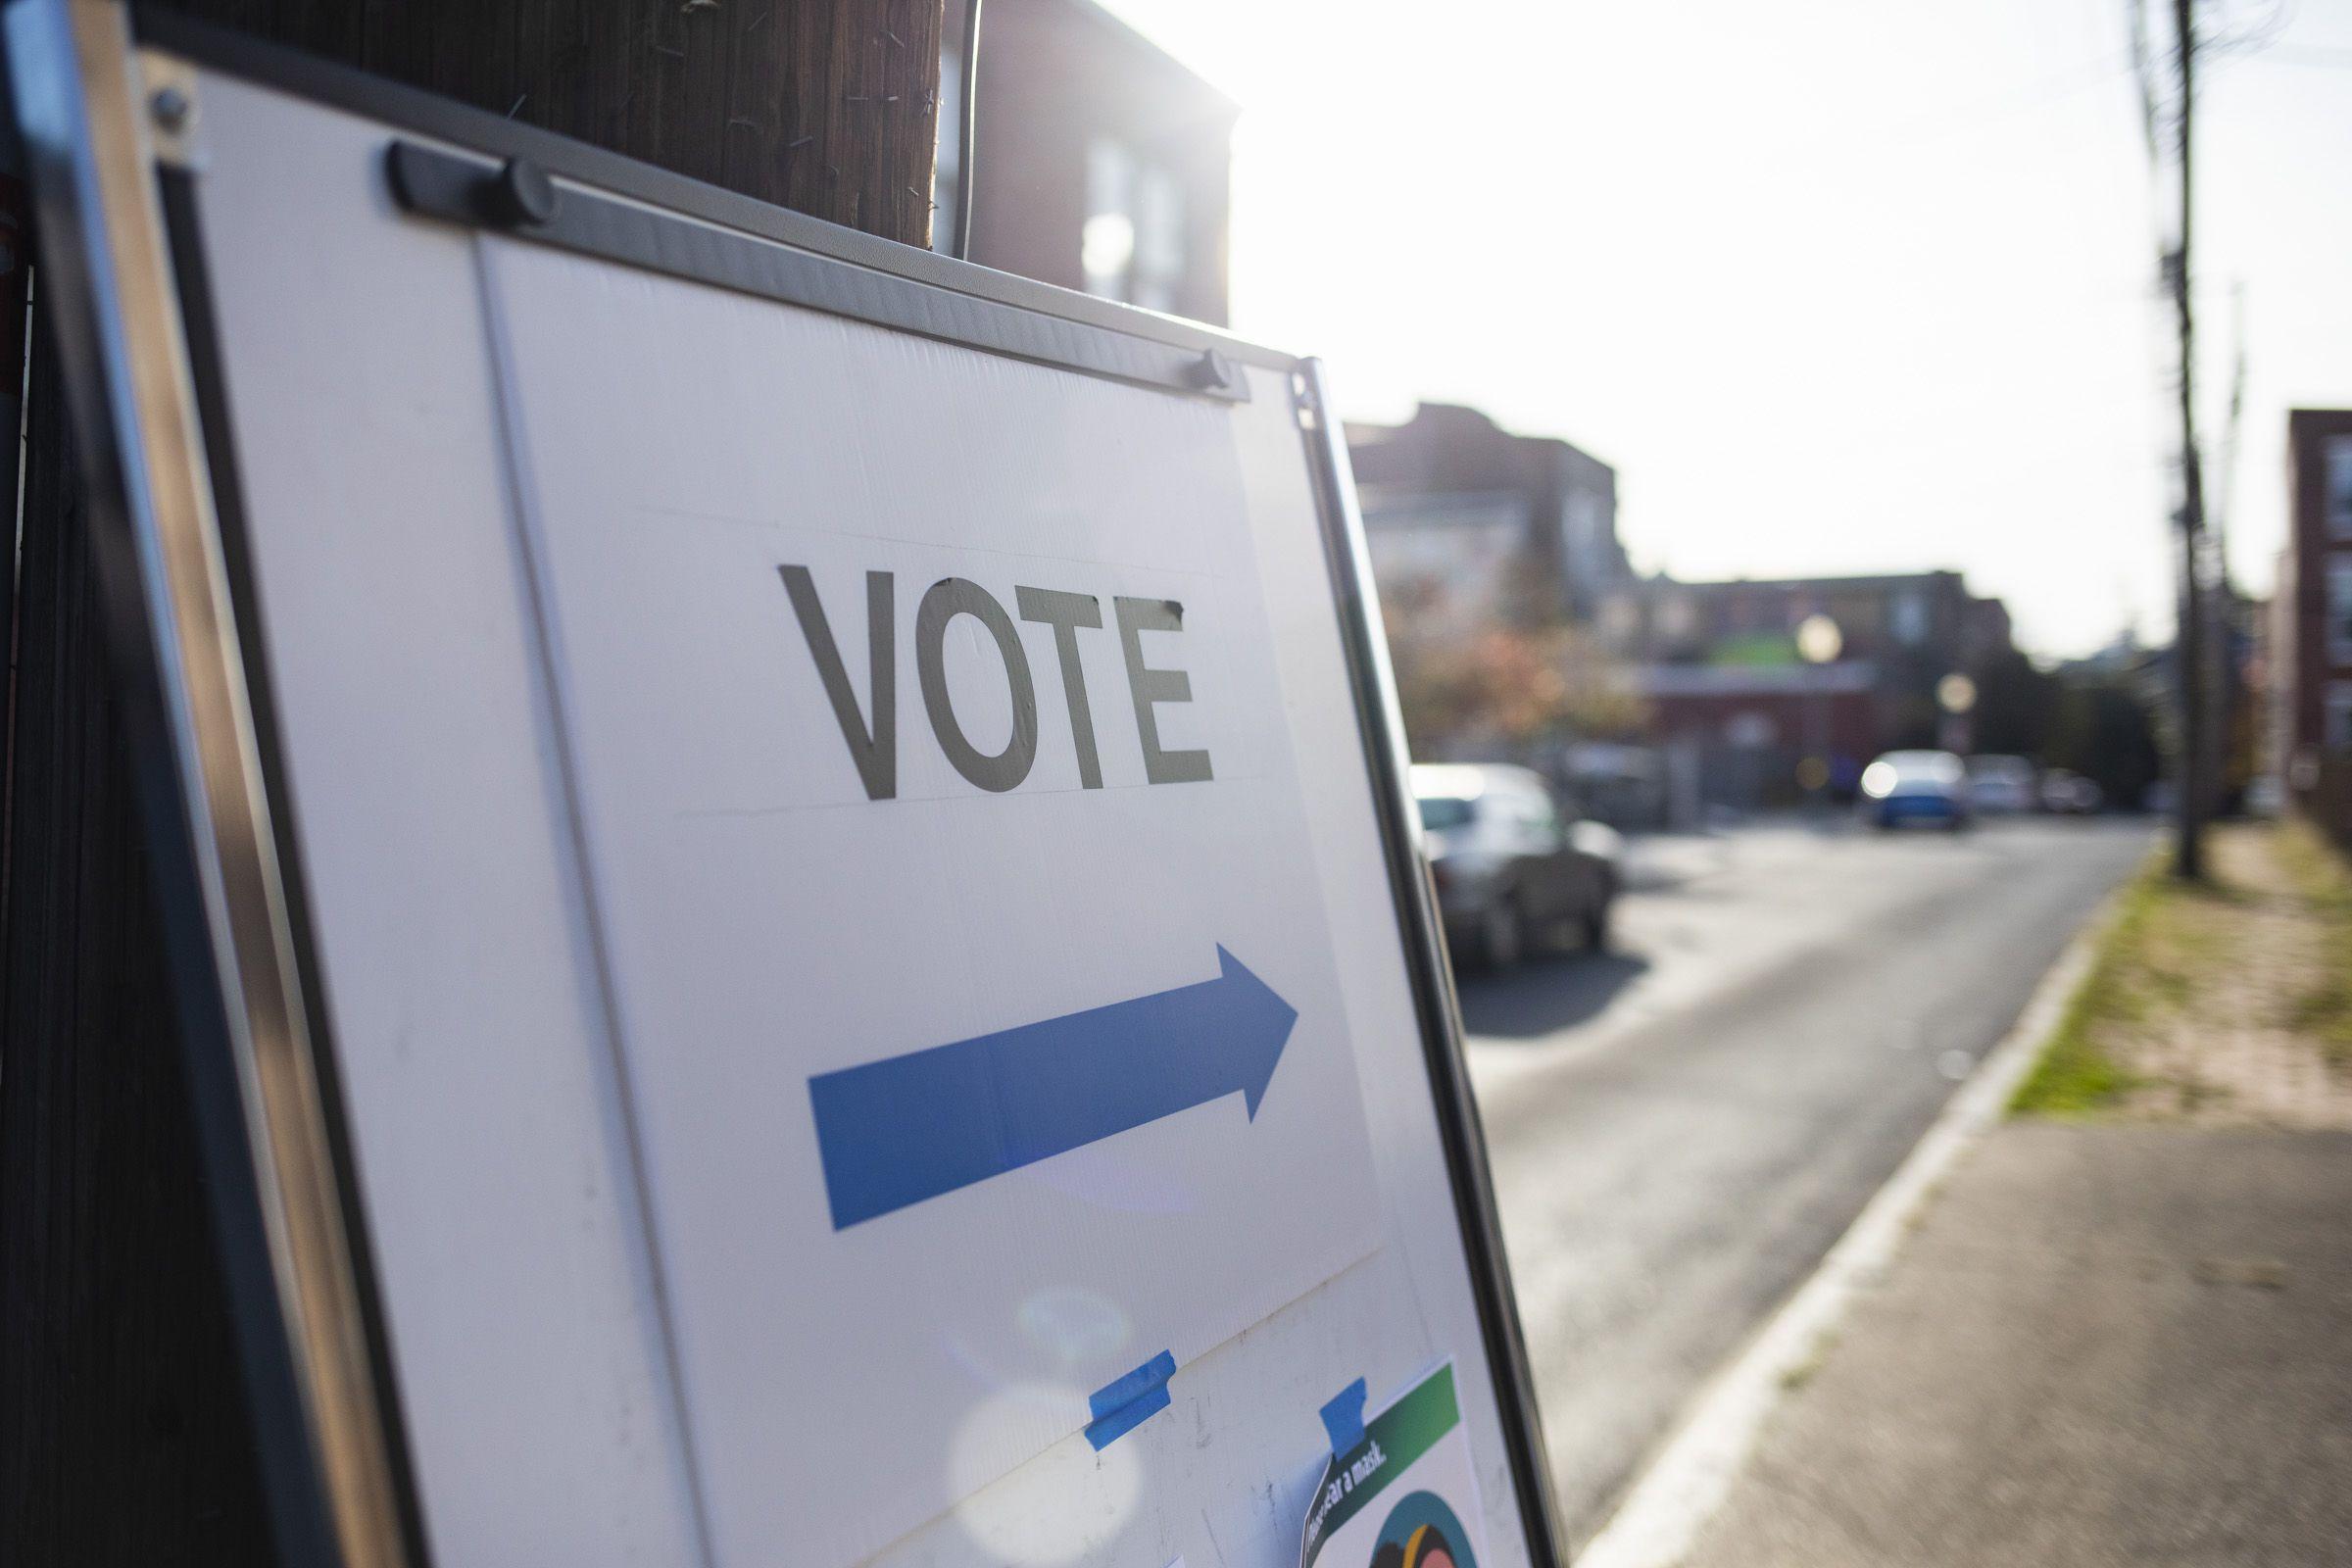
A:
1860,750,1973,831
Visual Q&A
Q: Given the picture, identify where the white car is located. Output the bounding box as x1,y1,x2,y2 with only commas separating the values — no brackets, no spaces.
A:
2039,769,2104,815
1412,763,1622,970
1966,755,2036,814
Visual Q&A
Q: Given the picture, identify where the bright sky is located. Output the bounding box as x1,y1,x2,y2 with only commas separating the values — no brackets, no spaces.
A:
1099,0,2352,659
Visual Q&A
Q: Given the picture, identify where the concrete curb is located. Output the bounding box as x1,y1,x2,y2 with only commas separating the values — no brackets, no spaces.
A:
1568,887,2118,1568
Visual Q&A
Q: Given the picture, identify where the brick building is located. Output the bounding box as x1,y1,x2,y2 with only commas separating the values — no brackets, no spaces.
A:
940,0,1236,324
2277,409,2352,843
1617,570,2018,808
1346,403,1630,631
1620,570,2012,685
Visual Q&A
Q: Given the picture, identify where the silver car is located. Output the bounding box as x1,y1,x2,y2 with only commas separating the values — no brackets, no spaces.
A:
1412,763,1622,971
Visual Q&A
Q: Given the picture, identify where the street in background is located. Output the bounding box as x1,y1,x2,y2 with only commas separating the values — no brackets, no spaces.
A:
1453,814,2149,1542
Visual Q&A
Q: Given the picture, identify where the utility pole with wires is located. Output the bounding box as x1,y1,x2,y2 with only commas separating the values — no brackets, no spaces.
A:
2135,0,2211,878
2169,0,2210,880
2203,281,2248,820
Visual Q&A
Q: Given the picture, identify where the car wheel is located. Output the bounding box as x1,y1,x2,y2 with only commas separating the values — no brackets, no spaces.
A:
1477,897,1525,971
1583,890,1613,953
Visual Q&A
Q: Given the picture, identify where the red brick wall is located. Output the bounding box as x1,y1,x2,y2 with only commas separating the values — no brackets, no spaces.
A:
1646,689,1884,762
2287,414,2343,746
2285,411,2352,843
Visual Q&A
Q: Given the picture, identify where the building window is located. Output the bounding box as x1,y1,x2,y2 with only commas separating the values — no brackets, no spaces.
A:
2330,556,2352,667
1083,139,1185,313
1890,590,1928,647
2328,436,2352,539
2328,683,2352,753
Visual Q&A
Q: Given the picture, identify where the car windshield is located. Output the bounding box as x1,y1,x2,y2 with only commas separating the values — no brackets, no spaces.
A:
1881,752,1961,782
1417,796,1476,832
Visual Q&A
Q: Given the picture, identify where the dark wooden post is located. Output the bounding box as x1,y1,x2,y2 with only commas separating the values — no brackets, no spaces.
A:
0,5,942,1562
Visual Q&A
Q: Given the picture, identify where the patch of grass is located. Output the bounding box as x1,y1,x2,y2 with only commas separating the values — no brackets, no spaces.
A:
2276,818,2352,909
2277,822,2352,1067
2010,862,2162,1117
2016,824,2352,1118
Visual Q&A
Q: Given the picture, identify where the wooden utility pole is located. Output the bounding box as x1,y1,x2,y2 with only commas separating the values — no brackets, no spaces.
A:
2167,0,2207,880
2206,283,2246,815
0,5,942,1562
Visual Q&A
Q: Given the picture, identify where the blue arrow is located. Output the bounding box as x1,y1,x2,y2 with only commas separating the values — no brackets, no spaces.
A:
808,946,1298,1230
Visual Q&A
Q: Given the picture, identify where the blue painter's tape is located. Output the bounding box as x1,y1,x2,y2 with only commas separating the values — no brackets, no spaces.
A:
1084,1349,1177,1449
1090,1349,1177,1420
1320,1378,1368,1455
1084,1381,1171,1450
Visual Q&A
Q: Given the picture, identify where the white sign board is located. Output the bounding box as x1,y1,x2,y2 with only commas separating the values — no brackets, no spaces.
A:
14,10,1562,1568
486,237,1385,1560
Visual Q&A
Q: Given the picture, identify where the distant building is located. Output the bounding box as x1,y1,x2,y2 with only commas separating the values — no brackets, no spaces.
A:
1621,570,2010,679
1345,403,1630,631
1617,570,2018,809
940,0,1236,324
2278,409,2352,844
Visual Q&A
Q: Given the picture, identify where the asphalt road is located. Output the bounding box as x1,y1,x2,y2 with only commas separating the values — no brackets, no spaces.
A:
1457,815,2151,1546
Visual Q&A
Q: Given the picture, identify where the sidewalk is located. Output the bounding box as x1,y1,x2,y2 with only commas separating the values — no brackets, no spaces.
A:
1679,825,2352,1567
1680,1123,2352,1566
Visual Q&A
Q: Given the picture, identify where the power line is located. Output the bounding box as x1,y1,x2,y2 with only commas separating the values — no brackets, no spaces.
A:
2251,44,2352,67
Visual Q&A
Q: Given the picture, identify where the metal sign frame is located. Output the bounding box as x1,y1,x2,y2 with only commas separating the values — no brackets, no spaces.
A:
7,4,1564,1565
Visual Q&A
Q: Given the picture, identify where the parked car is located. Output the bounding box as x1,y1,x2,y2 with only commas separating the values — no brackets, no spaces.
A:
2038,768,2104,815
1859,750,1972,831
1966,754,2036,814
1412,763,1621,970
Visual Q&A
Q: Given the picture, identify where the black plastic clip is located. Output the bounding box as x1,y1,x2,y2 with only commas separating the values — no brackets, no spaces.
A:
487,158,559,227
386,141,559,231
1184,349,1236,394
